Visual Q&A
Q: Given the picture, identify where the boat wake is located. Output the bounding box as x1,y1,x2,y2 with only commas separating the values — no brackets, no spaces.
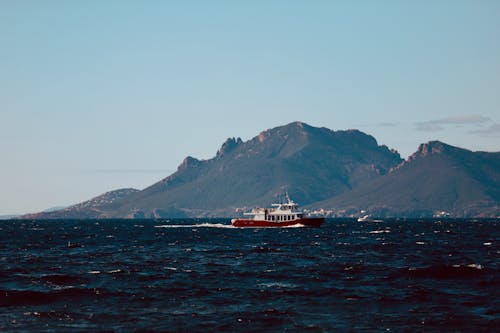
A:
155,223,307,229
282,223,305,228
155,223,235,229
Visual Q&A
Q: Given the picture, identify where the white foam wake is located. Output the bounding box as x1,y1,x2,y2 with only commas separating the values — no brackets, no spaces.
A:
283,223,305,228
155,223,235,229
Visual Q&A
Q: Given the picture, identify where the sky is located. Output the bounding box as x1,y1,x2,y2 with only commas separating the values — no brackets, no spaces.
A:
1,1,500,215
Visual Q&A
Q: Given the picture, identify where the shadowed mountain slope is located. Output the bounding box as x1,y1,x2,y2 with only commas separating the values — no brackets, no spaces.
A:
112,121,402,217
313,141,500,217
26,122,402,218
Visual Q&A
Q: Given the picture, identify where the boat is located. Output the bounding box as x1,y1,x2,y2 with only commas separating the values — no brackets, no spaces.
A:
231,194,324,228
357,214,383,223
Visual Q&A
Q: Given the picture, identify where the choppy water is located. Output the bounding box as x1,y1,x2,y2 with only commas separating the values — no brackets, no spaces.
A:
1,219,498,332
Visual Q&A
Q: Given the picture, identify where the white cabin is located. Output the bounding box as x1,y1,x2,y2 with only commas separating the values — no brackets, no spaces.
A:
244,195,305,222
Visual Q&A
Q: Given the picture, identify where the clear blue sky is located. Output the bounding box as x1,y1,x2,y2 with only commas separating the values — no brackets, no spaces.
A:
1,1,499,215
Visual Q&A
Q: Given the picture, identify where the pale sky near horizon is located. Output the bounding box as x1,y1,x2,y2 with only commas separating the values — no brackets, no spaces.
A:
1,1,500,215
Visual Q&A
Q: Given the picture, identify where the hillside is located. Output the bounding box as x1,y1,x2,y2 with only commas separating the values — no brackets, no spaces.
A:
313,141,500,217
26,122,402,218
111,122,402,217
22,188,140,219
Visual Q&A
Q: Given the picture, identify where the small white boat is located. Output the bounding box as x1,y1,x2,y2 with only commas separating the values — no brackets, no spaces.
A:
357,215,383,223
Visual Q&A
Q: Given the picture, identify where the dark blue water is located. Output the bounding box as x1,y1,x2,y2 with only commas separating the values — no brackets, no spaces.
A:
1,219,498,332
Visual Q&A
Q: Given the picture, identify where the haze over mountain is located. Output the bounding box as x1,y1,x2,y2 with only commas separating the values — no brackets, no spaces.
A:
24,122,499,219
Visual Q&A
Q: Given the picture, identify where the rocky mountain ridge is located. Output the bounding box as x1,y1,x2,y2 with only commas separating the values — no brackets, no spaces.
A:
314,140,500,217
24,122,499,218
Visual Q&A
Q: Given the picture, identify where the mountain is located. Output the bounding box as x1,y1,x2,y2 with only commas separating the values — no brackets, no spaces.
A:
313,141,500,217
23,188,139,219
26,122,402,218
107,122,402,217
24,122,499,219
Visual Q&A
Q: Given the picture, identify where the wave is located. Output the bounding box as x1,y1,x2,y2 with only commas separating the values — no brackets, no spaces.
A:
369,230,391,234
251,247,282,253
404,264,490,279
0,288,107,307
40,274,85,286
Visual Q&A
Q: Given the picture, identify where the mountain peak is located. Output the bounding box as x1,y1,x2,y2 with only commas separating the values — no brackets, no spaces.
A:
419,141,448,154
290,121,309,130
406,141,450,162
258,121,309,138
178,156,201,171
217,137,243,157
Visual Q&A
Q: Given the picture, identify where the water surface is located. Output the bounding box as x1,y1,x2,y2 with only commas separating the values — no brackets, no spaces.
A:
1,219,498,331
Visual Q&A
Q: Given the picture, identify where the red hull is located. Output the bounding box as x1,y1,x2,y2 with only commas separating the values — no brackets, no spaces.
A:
231,217,324,228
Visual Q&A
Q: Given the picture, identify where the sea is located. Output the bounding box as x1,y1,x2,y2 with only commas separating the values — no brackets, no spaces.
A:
0,218,498,332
